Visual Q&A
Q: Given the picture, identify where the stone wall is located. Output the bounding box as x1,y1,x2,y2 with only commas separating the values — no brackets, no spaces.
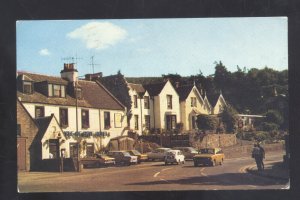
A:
190,133,237,150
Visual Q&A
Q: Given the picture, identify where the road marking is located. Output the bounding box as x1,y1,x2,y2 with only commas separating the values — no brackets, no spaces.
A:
162,167,173,172
154,172,160,177
200,167,208,177
160,178,169,183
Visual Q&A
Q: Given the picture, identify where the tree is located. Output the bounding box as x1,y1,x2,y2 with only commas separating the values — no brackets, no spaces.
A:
265,110,284,126
220,105,238,133
196,114,218,131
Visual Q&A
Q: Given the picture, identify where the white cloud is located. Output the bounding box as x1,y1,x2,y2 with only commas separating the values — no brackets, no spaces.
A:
39,48,51,56
67,22,127,50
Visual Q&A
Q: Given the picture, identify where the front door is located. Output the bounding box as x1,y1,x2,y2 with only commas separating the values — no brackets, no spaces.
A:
17,137,26,171
166,115,177,130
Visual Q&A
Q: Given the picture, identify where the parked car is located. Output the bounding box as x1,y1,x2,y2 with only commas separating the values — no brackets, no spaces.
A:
193,148,225,167
172,147,198,160
165,150,185,165
126,150,148,163
147,148,171,161
80,154,115,168
107,151,138,165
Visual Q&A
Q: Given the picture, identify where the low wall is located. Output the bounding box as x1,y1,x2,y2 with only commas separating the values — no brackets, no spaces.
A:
223,143,285,159
190,133,237,149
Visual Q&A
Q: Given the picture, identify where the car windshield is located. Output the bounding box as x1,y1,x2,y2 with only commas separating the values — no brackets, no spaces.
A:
130,150,141,155
188,147,197,153
123,152,131,156
200,148,215,154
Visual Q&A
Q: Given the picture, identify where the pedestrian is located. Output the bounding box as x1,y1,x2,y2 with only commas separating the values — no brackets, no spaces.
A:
257,143,265,170
251,144,262,171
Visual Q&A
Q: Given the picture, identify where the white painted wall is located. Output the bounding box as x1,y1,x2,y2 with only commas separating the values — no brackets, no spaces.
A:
22,102,127,152
157,81,181,130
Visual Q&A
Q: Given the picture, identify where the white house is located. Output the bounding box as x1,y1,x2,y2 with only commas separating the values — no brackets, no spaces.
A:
17,63,127,159
176,84,211,131
144,80,181,131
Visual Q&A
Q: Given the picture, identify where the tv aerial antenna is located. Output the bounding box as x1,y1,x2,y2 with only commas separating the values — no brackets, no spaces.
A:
61,53,83,68
89,56,101,74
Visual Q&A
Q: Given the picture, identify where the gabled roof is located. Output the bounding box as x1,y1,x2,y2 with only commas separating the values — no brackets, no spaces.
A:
34,115,54,142
176,85,194,101
128,83,146,97
207,93,227,108
17,72,68,85
17,72,125,110
143,81,167,96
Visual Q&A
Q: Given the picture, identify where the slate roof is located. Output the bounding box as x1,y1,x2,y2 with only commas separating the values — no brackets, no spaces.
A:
17,72,125,110
143,82,167,96
176,85,194,101
34,115,53,142
128,83,146,97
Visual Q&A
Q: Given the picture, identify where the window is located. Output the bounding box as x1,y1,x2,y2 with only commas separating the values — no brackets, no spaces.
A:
144,115,150,130
104,112,111,129
86,143,94,157
23,81,33,94
134,115,139,130
59,108,68,127
17,124,21,136
166,115,176,130
191,116,197,129
48,84,66,98
191,97,197,107
144,96,150,109
133,95,138,108
48,84,53,97
35,106,45,118
81,110,89,128
49,139,59,159
69,143,79,158
167,95,172,109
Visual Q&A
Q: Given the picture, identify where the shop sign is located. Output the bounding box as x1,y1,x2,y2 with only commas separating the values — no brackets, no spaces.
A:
63,131,110,138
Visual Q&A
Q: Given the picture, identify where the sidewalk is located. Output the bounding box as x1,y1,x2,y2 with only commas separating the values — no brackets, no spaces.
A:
246,161,289,181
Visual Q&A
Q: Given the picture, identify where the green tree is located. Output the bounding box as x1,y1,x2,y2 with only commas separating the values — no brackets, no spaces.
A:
220,105,238,133
196,114,218,131
265,110,284,126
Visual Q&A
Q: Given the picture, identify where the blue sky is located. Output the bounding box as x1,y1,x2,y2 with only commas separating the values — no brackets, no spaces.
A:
17,17,288,77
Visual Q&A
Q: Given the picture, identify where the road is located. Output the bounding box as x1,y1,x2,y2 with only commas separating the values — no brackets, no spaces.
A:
18,151,289,192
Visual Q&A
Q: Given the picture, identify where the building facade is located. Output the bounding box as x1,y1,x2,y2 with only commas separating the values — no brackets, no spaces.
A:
17,64,128,162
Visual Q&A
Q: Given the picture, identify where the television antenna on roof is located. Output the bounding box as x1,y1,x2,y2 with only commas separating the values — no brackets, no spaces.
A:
61,54,83,68
88,56,101,74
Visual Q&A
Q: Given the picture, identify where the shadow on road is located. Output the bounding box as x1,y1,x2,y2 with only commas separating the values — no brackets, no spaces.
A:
125,171,288,187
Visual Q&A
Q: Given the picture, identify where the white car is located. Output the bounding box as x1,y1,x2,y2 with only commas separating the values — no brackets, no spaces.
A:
147,148,171,161
165,150,185,165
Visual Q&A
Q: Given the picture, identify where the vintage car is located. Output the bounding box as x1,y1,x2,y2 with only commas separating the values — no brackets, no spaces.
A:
172,147,198,160
193,148,225,167
80,154,116,168
165,150,185,165
107,151,138,165
147,148,171,161
126,150,148,163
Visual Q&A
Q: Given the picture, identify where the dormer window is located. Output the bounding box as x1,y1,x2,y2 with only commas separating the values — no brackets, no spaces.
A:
48,84,66,98
23,81,33,94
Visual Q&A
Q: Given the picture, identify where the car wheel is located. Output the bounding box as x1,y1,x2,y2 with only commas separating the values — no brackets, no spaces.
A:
182,160,185,164
194,162,198,167
165,162,168,165
96,162,101,168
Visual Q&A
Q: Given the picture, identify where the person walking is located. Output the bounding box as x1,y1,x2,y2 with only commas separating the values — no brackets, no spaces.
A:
257,143,265,170
252,144,263,171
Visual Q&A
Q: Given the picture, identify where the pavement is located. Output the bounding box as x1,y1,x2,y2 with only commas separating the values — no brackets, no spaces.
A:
246,160,289,181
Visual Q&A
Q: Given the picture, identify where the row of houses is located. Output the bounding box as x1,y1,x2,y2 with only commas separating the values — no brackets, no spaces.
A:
17,63,227,171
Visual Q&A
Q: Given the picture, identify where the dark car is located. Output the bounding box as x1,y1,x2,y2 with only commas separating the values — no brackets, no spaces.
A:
80,154,115,168
107,151,138,165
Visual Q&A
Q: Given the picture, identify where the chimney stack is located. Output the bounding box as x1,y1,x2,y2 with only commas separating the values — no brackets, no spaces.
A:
60,63,78,83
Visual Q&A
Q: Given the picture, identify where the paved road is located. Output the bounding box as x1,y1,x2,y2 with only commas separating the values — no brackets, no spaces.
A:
18,151,289,192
